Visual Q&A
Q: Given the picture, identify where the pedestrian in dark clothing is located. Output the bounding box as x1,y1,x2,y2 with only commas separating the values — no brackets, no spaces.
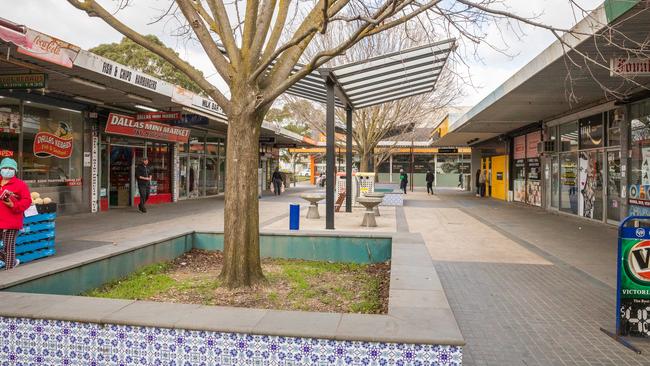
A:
135,158,152,213
475,169,481,197
425,169,435,195
399,169,408,194
272,168,283,196
479,170,487,197
0,158,32,270
458,174,463,188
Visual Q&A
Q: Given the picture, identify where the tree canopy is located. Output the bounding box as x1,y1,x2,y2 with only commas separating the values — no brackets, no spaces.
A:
90,35,204,94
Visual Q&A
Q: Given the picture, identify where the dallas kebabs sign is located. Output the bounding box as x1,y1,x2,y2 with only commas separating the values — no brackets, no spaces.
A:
106,113,190,143
33,122,74,159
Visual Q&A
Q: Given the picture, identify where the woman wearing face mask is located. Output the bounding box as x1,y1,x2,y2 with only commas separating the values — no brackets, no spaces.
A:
0,158,32,270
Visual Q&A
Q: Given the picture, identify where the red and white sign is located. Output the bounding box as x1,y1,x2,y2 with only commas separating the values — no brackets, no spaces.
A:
0,24,30,49
15,29,80,68
526,131,541,158
514,135,526,160
0,149,14,158
105,113,190,143
611,57,650,77
33,132,74,159
136,111,181,122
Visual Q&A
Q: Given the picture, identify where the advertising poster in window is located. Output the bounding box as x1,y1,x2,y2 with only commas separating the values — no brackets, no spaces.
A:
577,152,604,220
514,135,525,160
514,159,526,202
642,147,650,186
526,158,541,207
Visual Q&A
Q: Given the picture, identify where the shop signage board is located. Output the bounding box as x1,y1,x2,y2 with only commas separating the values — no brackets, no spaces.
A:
171,85,227,121
0,73,47,89
136,111,181,122
0,27,81,68
74,50,173,96
526,131,541,158
33,123,74,159
616,216,650,338
105,113,190,143
611,57,650,76
438,148,458,154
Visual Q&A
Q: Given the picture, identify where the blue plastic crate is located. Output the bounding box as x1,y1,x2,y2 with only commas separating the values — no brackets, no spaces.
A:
20,221,56,234
16,230,55,245
15,239,55,255
23,212,57,225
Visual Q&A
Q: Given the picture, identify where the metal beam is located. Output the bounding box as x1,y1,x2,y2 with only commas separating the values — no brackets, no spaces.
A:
346,107,353,213
326,78,336,230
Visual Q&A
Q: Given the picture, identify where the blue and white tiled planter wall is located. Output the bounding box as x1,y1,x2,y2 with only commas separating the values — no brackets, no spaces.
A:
0,317,462,365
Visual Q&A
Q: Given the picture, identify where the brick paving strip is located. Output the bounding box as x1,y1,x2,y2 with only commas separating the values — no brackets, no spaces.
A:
403,190,650,366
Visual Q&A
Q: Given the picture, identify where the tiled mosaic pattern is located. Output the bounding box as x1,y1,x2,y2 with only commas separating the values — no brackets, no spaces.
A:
382,193,404,206
0,317,462,365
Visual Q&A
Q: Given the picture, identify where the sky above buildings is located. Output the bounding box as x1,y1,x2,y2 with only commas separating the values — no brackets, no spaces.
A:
3,0,603,107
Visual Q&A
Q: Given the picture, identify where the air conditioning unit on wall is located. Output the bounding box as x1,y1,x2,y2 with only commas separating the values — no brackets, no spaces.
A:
537,141,555,155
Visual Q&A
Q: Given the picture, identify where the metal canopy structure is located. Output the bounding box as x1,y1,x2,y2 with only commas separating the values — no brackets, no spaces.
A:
285,39,456,229
285,39,455,110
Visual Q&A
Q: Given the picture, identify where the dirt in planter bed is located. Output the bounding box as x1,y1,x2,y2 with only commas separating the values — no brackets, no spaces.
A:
88,249,390,314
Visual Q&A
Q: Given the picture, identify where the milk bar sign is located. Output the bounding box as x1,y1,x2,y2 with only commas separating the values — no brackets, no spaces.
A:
105,113,190,143
611,57,650,76
0,73,47,89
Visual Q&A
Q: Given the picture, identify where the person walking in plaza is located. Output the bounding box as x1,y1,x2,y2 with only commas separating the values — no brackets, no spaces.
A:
135,157,152,213
272,167,284,196
479,169,487,197
0,158,31,270
425,169,435,195
399,169,408,194
458,174,463,189
475,169,481,197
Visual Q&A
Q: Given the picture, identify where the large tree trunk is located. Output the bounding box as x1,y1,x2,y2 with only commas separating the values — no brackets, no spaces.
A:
220,109,265,288
360,151,370,172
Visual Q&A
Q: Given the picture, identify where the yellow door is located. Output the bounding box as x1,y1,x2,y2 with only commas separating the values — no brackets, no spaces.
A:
490,155,508,200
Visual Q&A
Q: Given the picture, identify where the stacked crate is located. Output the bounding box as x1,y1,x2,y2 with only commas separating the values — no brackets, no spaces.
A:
0,212,56,268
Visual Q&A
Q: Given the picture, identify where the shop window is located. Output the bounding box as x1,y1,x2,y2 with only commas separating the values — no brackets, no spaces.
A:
560,122,578,152
146,143,171,195
551,155,559,208
0,97,20,161
21,102,83,187
560,152,578,214
629,99,650,216
608,109,622,146
579,113,604,150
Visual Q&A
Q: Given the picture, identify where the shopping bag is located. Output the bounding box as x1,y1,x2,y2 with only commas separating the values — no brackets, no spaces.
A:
281,183,285,193
270,183,275,193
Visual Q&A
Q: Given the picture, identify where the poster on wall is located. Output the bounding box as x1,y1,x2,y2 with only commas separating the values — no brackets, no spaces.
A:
514,135,526,160
33,122,74,159
578,152,603,219
0,110,20,131
526,180,542,207
642,147,650,186
514,180,526,202
526,131,541,158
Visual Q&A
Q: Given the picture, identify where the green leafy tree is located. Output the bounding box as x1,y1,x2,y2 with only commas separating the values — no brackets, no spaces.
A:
90,35,204,94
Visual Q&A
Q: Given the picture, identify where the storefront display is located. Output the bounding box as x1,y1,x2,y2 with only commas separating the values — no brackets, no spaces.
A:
629,99,650,216
560,153,578,214
511,131,541,206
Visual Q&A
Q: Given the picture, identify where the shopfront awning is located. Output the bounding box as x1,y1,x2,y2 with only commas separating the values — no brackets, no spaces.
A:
433,1,650,147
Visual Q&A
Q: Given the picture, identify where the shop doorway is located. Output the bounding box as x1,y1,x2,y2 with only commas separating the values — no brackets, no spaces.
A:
107,144,145,208
489,155,508,200
606,149,621,224
179,155,203,199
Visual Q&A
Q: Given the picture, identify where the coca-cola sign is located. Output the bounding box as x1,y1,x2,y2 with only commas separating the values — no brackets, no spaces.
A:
611,57,650,76
16,29,80,68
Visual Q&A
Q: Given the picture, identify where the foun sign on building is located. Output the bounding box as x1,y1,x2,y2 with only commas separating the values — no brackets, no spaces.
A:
610,57,650,76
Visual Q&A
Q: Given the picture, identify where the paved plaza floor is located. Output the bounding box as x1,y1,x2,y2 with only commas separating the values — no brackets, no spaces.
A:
12,184,650,365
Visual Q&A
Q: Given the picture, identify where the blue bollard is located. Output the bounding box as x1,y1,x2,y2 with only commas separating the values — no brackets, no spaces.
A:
289,203,300,230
